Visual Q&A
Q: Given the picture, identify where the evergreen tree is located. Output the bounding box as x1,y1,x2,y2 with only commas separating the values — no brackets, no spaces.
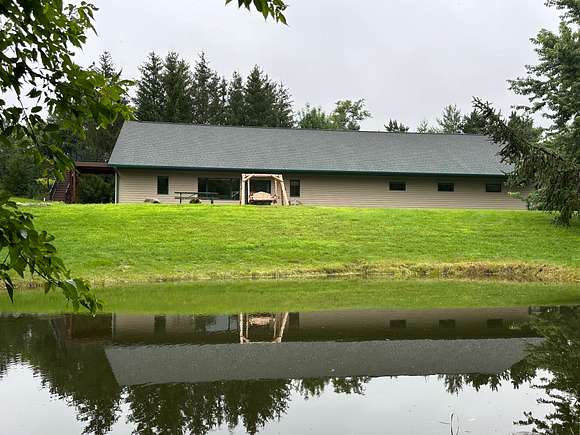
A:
384,119,409,132
162,51,193,123
134,52,165,122
243,65,275,126
461,109,487,134
94,51,117,78
86,52,126,161
475,0,579,224
416,119,430,133
329,99,371,130
297,104,333,129
227,71,245,126
437,104,463,133
207,76,228,125
192,52,214,124
271,83,294,127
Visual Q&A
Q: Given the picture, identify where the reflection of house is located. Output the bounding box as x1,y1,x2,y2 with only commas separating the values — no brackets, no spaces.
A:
108,307,533,344
92,307,542,385
105,337,542,385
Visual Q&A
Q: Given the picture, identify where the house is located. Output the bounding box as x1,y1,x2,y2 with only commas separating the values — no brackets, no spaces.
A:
108,120,526,209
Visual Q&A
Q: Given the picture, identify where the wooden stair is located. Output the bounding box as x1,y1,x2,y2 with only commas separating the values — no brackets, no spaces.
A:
50,172,73,202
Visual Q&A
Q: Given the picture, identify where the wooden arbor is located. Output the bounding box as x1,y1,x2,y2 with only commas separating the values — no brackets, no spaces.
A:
239,313,290,344
240,173,289,206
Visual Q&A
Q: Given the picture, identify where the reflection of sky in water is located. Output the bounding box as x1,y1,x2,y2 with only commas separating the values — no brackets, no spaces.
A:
0,363,549,435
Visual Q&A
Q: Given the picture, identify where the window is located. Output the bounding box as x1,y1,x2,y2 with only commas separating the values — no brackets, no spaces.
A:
439,319,456,328
389,181,406,191
486,183,502,193
389,319,407,328
486,319,504,328
438,182,455,192
198,178,240,200
290,179,301,197
157,176,169,195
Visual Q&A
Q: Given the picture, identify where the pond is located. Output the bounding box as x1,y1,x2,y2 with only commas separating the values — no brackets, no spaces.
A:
0,305,579,434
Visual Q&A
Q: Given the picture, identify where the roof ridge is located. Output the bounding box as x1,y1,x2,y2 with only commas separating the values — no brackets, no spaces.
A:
126,120,487,138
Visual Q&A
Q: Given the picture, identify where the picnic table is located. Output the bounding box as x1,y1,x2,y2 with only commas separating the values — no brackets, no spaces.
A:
174,191,219,204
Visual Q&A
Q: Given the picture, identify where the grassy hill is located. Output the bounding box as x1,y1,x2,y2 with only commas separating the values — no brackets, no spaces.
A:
21,203,579,286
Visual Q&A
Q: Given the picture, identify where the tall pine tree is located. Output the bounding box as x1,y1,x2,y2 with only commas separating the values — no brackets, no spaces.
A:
384,119,409,132
162,51,193,123
461,109,487,134
271,83,294,127
134,52,165,122
191,52,213,124
244,65,274,126
207,76,228,125
437,104,463,133
227,71,245,126
243,66,294,127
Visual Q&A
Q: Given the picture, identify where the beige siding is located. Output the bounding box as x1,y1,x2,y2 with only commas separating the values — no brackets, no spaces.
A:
117,169,240,204
117,169,527,209
283,174,527,209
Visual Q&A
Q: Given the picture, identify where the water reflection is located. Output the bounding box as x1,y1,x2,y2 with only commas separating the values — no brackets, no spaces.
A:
0,306,578,434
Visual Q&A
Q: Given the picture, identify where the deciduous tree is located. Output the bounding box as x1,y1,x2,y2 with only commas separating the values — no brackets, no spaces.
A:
330,99,371,130
0,1,133,311
297,105,333,129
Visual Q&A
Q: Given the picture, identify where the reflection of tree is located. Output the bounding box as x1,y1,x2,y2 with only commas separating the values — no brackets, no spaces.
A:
296,377,371,399
0,315,122,435
125,380,292,435
517,307,580,434
0,314,372,434
437,307,580,434
440,358,537,395
125,377,372,434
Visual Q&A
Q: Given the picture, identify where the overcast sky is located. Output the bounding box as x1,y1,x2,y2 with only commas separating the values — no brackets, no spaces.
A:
77,0,560,131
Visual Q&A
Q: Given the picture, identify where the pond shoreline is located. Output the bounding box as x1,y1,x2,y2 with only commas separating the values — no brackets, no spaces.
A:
12,260,580,291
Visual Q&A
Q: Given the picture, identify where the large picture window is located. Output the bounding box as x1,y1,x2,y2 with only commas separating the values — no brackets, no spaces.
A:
198,178,240,200
157,176,169,195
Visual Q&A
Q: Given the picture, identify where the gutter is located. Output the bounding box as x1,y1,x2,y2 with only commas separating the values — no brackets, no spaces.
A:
107,164,509,179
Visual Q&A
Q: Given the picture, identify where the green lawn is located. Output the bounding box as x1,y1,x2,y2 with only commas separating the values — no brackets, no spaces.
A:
21,203,580,286
3,279,580,315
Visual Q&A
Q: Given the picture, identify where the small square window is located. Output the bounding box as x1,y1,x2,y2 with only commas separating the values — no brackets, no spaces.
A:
389,181,406,191
439,319,456,328
438,182,455,192
290,179,300,197
486,183,502,193
389,319,407,328
157,176,169,195
486,319,504,328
